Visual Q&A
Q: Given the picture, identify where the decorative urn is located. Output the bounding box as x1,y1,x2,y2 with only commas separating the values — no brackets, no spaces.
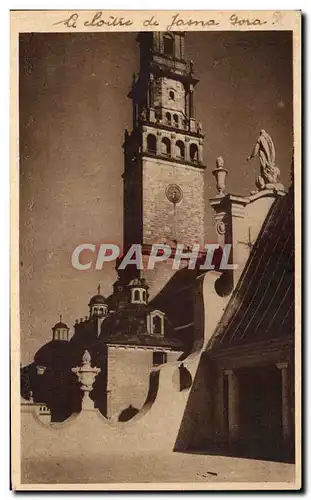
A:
72,350,101,410
212,156,228,197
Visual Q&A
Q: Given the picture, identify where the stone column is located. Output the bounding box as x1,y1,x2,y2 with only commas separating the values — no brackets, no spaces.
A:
189,84,194,117
171,133,176,158
276,362,291,442
149,73,154,107
214,369,226,442
198,140,204,164
156,131,162,154
224,369,239,442
142,127,147,152
210,194,249,289
185,137,190,162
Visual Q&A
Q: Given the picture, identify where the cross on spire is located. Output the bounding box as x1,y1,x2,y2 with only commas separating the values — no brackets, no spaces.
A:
59,313,62,323
97,284,101,295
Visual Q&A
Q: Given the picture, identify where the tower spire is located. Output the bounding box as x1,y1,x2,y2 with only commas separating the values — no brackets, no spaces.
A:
123,32,206,253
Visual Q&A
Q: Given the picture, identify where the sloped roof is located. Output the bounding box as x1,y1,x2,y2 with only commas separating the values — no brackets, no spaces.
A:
208,189,294,351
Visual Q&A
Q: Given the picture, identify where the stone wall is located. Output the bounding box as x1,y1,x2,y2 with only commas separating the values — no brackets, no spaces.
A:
20,359,199,466
106,346,153,420
154,78,185,113
142,157,205,247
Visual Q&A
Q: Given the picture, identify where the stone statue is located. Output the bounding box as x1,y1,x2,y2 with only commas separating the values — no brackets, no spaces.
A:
139,107,147,121
247,129,283,191
189,60,194,74
197,121,203,134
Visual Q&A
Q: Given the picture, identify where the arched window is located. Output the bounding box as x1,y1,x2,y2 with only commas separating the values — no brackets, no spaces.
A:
161,137,171,156
169,90,175,101
134,289,140,302
142,290,146,302
153,315,162,335
147,134,156,154
148,310,164,336
173,114,179,127
163,35,174,56
166,112,171,125
190,143,199,162
175,140,185,159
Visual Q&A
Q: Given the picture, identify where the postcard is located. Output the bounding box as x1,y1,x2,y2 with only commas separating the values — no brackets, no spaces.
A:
11,10,301,490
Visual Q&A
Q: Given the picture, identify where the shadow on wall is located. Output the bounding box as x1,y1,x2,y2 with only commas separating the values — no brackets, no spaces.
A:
118,405,139,422
150,266,208,352
172,363,192,392
173,355,216,452
115,368,161,424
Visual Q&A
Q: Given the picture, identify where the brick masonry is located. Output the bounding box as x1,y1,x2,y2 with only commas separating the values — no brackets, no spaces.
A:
142,157,205,248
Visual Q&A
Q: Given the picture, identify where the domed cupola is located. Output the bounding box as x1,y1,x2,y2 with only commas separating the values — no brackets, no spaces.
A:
128,277,149,305
52,314,69,341
88,285,108,318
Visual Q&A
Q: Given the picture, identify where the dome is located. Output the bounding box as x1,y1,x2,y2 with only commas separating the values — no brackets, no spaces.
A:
128,277,148,288
89,294,107,306
52,315,69,330
52,321,69,330
88,285,107,306
34,340,72,367
99,305,184,350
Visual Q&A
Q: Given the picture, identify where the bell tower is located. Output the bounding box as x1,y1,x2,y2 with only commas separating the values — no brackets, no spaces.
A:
123,32,206,255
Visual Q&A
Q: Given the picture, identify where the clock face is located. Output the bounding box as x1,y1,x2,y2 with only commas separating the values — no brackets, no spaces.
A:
166,184,183,204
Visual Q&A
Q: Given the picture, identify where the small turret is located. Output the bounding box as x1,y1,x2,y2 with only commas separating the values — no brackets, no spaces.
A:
128,277,149,305
88,285,108,318
52,314,69,341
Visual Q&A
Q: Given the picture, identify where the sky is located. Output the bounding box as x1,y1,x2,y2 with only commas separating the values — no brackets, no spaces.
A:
19,31,293,364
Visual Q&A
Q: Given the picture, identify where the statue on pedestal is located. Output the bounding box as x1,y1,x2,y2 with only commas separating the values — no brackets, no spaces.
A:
247,129,284,191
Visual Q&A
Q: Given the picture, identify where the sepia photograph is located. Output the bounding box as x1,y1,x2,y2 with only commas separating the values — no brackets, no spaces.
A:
11,10,301,490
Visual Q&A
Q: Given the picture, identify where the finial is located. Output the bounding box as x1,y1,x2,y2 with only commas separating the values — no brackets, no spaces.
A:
216,156,224,168
59,313,62,323
97,284,101,295
82,350,91,366
212,157,228,197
